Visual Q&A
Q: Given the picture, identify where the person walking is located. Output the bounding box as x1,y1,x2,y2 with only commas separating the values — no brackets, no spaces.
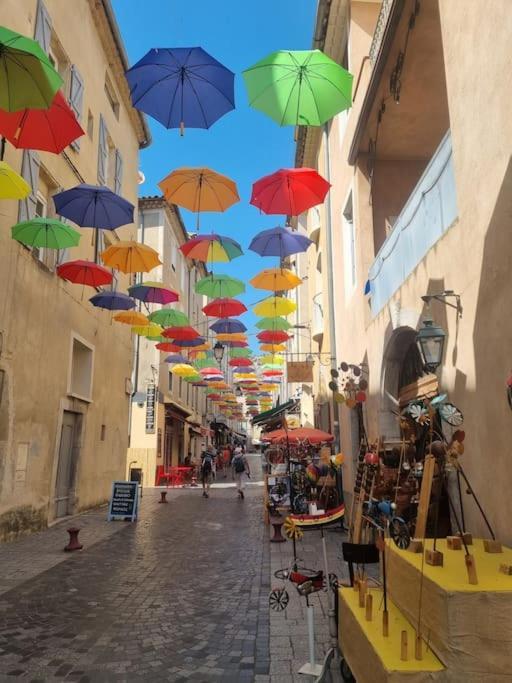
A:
232,445,250,499
200,447,214,498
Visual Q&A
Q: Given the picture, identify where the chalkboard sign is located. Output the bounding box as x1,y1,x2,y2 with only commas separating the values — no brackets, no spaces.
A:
108,481,139,521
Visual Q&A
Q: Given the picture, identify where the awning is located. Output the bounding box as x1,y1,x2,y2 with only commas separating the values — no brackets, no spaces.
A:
165,400,193,421
251,399,298,427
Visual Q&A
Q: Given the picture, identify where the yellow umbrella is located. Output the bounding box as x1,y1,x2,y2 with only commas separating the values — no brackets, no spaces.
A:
171,363,197,377
253,296,297,317
234,373,258,380
216,332,247,342
260,343,287,353
101,241,162,274
250,268,302,292
260,355,284,365
189,342,211,352
0,161,30,199
113,311,149,326
131,323,163,337
158,167,239,228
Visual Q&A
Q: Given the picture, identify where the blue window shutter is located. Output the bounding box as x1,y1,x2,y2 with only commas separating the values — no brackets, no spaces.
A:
34,0,52,54
18,151,40,222
97,114,107,185
114,149,123,195
68,66,84,151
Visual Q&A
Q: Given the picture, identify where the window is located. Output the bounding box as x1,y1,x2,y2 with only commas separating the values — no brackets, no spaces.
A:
342,192,356,296
142,211,161,229
33,166,60,271
87,110,94,139
107,133,116,191
105,74,120,119
69,335,94,402
48,35,70,93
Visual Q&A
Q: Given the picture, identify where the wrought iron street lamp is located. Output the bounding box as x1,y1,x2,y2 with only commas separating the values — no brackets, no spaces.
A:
213,341,224,365
416,319,446,373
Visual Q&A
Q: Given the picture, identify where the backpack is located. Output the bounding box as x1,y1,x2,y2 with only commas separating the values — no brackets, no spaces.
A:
202,454,212,474
233,454,245,474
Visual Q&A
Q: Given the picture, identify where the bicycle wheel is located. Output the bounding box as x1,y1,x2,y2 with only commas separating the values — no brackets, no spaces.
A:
390,516,411,549
269,588,289,612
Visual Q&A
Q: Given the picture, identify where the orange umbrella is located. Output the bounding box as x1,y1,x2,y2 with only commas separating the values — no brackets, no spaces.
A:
263,427,334,444
101,241,161,274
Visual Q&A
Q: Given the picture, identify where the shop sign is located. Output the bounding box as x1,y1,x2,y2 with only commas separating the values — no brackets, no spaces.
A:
287,361,314,383
286,415,300,429
107,481,138,521
145,383,156,433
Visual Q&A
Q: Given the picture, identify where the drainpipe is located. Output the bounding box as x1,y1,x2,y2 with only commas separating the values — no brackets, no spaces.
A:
127,215,144,445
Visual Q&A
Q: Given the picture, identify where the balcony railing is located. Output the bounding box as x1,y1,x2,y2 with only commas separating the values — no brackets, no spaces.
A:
367,131,458,316
369,0,394,65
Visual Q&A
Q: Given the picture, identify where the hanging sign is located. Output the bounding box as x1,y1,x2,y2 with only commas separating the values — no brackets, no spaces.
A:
145,383,156,433
287,361,314,383
108,481,138,521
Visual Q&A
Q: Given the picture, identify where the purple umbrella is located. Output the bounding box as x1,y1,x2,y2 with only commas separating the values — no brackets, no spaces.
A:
210,318,247,334
248,226,313,258
89,291,135,310
164,354,188,364
126,47,235,133
231,366,255,373
171,337,207,348
53,184,134,230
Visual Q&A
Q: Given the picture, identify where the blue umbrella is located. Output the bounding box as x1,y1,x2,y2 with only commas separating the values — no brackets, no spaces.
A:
126,47,235,133
172,337,207,348
89,291,135,310
53,184,134,230
248,226,313,258
210,318,247,334
164,354,188,364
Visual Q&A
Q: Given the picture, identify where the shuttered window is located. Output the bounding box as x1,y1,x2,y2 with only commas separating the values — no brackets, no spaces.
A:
34,0,52,53
97,114,108,185
18,151,40,222
114,149,123,194
68,66,84,151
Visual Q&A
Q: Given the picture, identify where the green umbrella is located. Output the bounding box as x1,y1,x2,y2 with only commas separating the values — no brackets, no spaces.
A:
242,49,352,127
148,309,190,327
0,26,63,111
195,273,245,298
229,348,253,358
255,316,292,331
194,358,216,369
12,217,80,249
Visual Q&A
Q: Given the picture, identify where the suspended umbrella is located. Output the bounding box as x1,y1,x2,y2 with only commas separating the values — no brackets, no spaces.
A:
260,355,284,365
148,309,189,327
180,233,243,262
12,217,80,249
250,268,302,291
147,335,166,343
0,26,63,112
171,363,197,377
192,381,208,387
172,337,207,348
257,330,290,343
159,168,239,228
126,47,235,133
162,326,199,340
229,348,252,358
215,332,247,342
249,225,313,258
195,273,245,298
200,367,224,376
224,340,249,348
262,369,283,377
185,343,211,352
89,291,135,311
131,324,163,337
165,354,188,364
250,168,330,217
101,241,161,273
264,427,334,445
0,161,30,198
0,90,84,153
128,281,179,304
156,342,182,352
57,260,113,288
184,373,202,383
242,49,352,129
193,357,215,368
203,298,247,318
207,393,222,401
254,296,296,317
113,311,149,326
229,358,253,367
53,184,134,230
255,316,291,331
210,318,247,334
260,343,287,353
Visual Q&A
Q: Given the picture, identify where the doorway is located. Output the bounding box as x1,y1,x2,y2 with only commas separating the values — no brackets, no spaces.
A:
54,411,80,518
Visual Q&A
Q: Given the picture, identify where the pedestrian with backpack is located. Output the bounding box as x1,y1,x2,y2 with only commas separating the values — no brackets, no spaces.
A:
232,445,250,499
200,447,214,498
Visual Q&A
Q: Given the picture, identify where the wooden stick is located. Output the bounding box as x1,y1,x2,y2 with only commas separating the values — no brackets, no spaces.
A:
414,454,435,541
400,631,408,661
382,610,389,637
415,634,423,661
465,554,478,585
358,579,367,607
365,593,373,621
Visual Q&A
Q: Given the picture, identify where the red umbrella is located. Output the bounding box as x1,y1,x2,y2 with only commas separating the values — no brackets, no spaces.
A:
203,298,247,318
250,168,330,216
0,90,85,154
229,357,253,367
57,260,112,287
262,370,283,377
207,393,222,401
156,342,182,352
225,340,249,348
162,326,200,340
257,330,289,343
199,367,223,376
263,427,334,444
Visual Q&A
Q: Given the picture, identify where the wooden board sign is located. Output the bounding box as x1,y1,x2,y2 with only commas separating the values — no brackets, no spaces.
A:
287,361,314,383
108,481,139,521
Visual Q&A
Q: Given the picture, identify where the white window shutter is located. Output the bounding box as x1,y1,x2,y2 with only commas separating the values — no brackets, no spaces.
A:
68,66,84,151
114,149,123,195
97,114,107,185
34,0,52,54
18,151,40,222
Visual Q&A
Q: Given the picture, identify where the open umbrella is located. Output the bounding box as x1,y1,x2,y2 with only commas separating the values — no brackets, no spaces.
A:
260,355,284,365
159,168,239,228
242,49,352,128
263,427,334,445
57,260,113,287
156,342,182,352
250,168,330,216
0,161,30,199
12,217,80,249
223,340,249,348
0,90,84,153
53,184,134,230
126,47,235,133
250,268,302,291
195,273,245,298
101,241,161,274
180,233,242,262
0,26,63,112
203,298,247,318
172,338,207,348
128,281,179,304
215,332,247,342
257,330,290,344
262,369,283,377
171,363,197,377
260,343,287,353
165,354,188,364
249,225,313,258
162,326,200,340
89,291,135,311
149,309,189,327
229,357,253,367
253,296,296,317
255,316,291,331
229,348,253,358
210,319,247,334
113,311,149,326
131,324,163,337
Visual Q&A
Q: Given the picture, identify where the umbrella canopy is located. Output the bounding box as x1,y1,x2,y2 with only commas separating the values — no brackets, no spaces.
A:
131,324,163,337
156,342,182,352
159,167,239,227
165,354,188,364
128,281,179,304
249,225,313,258
253,296,297,317
215,332,247,342
162,326,200,340
262,369,283,377
126,47,235,132
170,363,197,377
171,337,207,348
101,241,161,274
263,427,334,445
224,340,249,348
232,367,255,375
250,168,330,216
89,291,135,311
260,355,284,365
12,217,80,249
210,318,247,334
195,273,245,298
260,343,287,353
180,233,242,262
229,348,253,358
0,26,63,111
203,298,247,318
0,90,84,153
242,49,352,127
257,330,290,343
229,357,253,367
0,161,30,199
113,311,149,326
199,367,223,376
255,316,291,331
57,260,112,287
250,268,302,291
148,309,189,327
206,393,222,401
53,184,134,230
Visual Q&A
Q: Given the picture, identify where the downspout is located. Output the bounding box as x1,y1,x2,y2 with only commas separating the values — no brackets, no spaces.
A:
127,215,143,445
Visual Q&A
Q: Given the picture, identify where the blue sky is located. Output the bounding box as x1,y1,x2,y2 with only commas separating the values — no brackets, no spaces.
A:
112,0,317,349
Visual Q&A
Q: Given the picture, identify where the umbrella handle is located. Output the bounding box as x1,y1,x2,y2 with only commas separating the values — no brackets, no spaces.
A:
180,121,185,136
0,137,5,161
